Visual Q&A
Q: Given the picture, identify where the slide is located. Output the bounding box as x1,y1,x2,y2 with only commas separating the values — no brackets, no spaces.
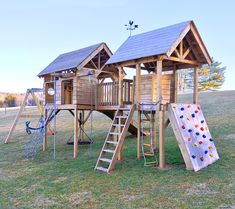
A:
168,103,219,172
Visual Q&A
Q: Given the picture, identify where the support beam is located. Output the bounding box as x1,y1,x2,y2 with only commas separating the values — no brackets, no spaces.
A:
4,90,30,143
159,104,165,169
165,56,199,65
118,67,123,106
156,60,166,169
74,107,78,158
193,67,198,104
180,41,183,57
173,68,178,102
80,110,85,141
136,63,141,159
31,91,44,116
117,67,123,160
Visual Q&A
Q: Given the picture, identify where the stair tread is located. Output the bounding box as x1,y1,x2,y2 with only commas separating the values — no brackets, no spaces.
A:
106,140,118,145
144,152,155,156
100,158,112,163
103,149,115,153
96,166,108,172
116,116,128,118
113,123,125,126
109,132,120,135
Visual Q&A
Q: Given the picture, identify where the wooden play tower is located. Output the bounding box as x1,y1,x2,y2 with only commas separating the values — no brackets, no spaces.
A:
37,20,212,173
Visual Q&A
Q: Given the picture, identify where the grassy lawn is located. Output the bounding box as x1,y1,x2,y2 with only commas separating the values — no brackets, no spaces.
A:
0,91,234,209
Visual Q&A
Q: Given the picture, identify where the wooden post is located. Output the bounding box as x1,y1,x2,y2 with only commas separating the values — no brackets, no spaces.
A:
74,107,78,158
152,111,157,150
173,68,178,103
118,67,123,160
4,90,30,143
193,67,198,104
136,63,141,159
80,110,85,141
156,60,165,169
118,67,123,106
159,105,165,169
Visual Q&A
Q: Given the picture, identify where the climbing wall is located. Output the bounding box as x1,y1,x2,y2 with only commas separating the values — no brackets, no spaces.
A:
168,103,219,172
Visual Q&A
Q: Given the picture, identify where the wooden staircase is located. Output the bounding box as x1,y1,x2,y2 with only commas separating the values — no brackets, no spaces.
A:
95,105,135,173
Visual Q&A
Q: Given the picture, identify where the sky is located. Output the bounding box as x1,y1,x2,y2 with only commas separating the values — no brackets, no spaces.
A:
0,0,234,93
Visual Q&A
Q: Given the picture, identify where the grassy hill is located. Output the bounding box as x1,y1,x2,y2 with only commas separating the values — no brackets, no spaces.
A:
0,91,234,209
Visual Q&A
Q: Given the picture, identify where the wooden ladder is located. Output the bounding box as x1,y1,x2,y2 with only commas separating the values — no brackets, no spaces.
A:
95,105,135,173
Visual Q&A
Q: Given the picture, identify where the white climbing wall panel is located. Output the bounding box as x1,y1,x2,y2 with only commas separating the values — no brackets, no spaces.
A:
168,103,219,172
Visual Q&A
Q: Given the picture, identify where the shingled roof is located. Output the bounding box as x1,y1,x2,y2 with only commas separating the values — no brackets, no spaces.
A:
38,43,103,77
107,20,211,66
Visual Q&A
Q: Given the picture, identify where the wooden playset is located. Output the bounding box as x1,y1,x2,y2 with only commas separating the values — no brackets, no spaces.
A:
5,20,219,172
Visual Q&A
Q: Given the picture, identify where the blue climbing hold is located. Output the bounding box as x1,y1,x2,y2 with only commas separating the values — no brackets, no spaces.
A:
201,120,205,123
196,132,200,136
180,107,184,111
202,134,206,138
188,129,192,133
192,155,196,159
209,138,213,142
180,115,184,119
204,150,208,154
191,113,195,118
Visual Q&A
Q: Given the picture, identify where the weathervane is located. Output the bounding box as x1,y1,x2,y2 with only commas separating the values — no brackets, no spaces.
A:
125,20,138,36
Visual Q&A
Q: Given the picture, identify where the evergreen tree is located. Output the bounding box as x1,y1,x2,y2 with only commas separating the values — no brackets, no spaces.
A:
183,58,226,91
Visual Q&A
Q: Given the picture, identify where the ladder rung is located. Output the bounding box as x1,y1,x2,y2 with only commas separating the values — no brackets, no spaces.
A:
96,166,108,172
100,158,112,163
144,143,151,147
109,132,120,135
144,153,154,157
141,119,150,121
113,124,125,127
116,116,128,118
103,149,115,154
106,141,118,145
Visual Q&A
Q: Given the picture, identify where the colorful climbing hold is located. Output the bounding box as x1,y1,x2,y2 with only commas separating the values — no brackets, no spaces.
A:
191,113,195,118
200,156,204,161
187,117,191,121
194,143,199,147
209,138,213,142
188,129,192,133
188,137,192,141
201,120,205,124
209,153,214,157
208,145,213,150
182,125,186,129
205,126,209,131
180,115,184,119
204,150,208,154
187,104,191,108
192,155,196,159
173,105,177,108
202,134,206,138
200,127,204,131
196,132,200,136
180,107,184,111
199,141,203,145
195,124,199,128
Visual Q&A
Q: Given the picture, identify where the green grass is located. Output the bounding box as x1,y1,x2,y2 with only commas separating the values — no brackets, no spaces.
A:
0,91,235,209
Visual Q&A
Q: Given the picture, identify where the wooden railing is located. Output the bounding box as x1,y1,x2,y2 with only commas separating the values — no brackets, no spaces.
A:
97,79,134,106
